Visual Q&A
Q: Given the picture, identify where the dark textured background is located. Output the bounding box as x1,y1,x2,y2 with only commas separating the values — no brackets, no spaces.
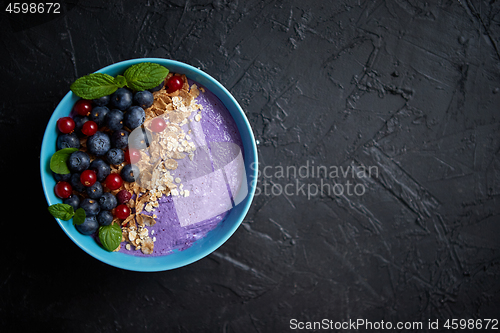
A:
1,0,499,331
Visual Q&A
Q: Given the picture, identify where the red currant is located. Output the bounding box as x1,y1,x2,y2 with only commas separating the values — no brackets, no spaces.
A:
116,190,132,204
57,117,75,134
80,170,97,187
104,173,123,190
150,117,167,133
81,120,98,136
166,76,183,93
54,181,72,199
115,204,130,219
124,148,141,164
73,99,92,116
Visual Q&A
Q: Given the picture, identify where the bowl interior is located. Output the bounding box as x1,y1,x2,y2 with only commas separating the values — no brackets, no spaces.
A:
40,58,258,271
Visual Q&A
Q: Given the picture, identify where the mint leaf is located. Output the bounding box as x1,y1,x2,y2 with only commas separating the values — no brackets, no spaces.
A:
73,208,86,226
50,148,78,174
124,62,169,91
48,203,74,221
114,75,127,88
70,73,119,99
98,224,122,252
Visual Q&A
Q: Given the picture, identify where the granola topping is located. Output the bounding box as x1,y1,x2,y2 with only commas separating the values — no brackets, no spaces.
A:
120,73,204,254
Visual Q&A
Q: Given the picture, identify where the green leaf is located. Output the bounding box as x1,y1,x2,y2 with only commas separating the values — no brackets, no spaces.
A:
114,75,127,88
98,224,122,252
70,73,119,99
73,208,86,225
48,203,74,221
124,62,169,91
50,148,78,174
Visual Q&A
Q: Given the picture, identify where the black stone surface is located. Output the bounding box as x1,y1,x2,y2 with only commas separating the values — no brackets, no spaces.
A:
1,0,499,331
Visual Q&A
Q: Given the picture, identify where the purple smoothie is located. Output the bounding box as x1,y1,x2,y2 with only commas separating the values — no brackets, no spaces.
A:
119,80,245,256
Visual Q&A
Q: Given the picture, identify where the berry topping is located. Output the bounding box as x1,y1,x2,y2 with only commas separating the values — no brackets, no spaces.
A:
97,210,113,226
104,173,123,190
115,204,130,219
111,130,129,149
123,106,145,130
110,88,133,110
166,76,183,93
90,106,109,127
86,181,103,199
92,95,110,107
124,148,141,164
80,198,100,217
106,109,124,131
67,151,91,173
80,170,97,187
89,159,111,182
57,117,75,134
70,173,86,193
106,148,125,165
75,216,99,235
133,90,154,109
98,192,117,211
54,181,72,199
116,190,132,204
150,117,166,133
56,133,80,150
73,99,93,116
81,120,98,136
63,194,80,211
87,131,111,156
120,164,140,183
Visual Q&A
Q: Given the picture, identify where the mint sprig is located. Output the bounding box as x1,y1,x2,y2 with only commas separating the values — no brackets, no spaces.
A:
73,208,86,225
123,62,169,91
70,63,169,100
70,73,119,100
98,224,122,252
48,203,74,221
50,148,78,174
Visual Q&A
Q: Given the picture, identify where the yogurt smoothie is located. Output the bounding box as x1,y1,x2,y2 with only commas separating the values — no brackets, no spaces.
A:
118,78,246,256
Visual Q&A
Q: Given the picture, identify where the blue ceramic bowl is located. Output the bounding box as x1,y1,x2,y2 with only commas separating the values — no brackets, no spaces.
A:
40,58,258,271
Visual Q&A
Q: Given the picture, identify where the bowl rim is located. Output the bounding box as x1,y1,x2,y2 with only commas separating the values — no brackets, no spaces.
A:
40,58,258,271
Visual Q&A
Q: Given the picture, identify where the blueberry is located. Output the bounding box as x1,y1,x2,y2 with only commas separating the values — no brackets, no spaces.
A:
98,192,117,211
124,106,145,129
89,158,110,182
128,127,152,149
70,173,86,193
52,171,71,182
106,148,124,165
106,109,124,131
56,133,80,150
120,164,140,182
73,115,89,136
79,198,100,217
90,106,109,127
86,181,103,199
67,151,90,173
97,210,113,226
63,194,80,212
75,216,99,235
93,95,110,107
110,88,133,110
111,130,129,150
149,80,164,92
133,91,154,108
87,131,111,156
